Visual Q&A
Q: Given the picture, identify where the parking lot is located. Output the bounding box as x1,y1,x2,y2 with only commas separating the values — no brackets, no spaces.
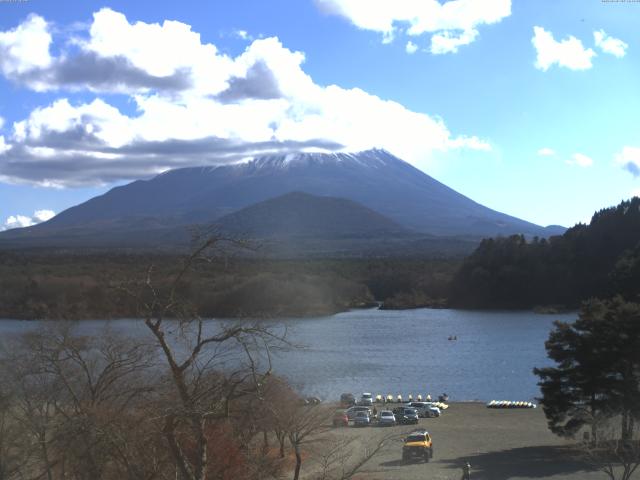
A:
308,402,604,480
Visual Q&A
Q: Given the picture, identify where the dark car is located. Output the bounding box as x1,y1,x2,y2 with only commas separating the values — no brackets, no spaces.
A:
340,393,356,407
392,406,419,424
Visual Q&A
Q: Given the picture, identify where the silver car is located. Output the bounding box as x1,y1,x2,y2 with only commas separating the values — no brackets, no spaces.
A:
346,406,372,420
408,402,441,418
353,411,370,427
377,410,396,427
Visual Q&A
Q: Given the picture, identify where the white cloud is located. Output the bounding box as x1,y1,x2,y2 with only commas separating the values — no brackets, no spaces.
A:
315,0,510,54
615,146,640,177
15,98,134,147
0,135,9,155
532,26,595,71
33,209,55,222
3,215,34,230
1,209,56,231
0,9,226,95
594,30,628,58
84,8,233,95
448,135,491,151
234,30,252,41
0,10,492,187
430,28,478,55
405,41,418,54
87,9,214,78
537,147,555,156
0,116,4,130
0,14,52,77
566,153,593,167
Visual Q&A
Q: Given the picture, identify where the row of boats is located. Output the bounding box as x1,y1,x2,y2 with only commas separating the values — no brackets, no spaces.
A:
373,394,450,410
486,400,537,409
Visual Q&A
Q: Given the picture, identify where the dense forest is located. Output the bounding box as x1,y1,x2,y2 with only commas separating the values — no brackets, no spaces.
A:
450,197,640,309
3,197,640,319
0,252,459,320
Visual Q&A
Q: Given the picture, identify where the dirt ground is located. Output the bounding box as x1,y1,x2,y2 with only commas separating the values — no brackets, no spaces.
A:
305,402,609,480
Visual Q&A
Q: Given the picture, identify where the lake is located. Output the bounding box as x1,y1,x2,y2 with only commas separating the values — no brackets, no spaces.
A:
0,308,576,403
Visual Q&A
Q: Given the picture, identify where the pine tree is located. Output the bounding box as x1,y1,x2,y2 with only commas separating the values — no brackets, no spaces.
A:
534,298,640,442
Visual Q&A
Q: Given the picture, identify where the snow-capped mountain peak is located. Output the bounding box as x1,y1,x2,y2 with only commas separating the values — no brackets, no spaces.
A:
244,148,404,171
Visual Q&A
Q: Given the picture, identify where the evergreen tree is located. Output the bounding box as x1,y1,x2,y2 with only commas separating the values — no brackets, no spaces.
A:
452,197,640,309
534,298,640,442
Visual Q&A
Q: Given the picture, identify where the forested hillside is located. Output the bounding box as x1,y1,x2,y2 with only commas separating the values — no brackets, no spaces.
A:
0,253,458,319
450,198,640,309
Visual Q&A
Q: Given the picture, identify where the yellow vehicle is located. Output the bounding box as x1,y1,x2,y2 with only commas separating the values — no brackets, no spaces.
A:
402,430,434,463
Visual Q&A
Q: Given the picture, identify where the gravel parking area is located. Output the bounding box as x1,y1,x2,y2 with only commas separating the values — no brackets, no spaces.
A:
307,402,606,480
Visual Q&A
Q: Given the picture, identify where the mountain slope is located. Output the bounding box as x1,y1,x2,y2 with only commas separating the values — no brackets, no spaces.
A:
31,149,560,238
215,191,407,238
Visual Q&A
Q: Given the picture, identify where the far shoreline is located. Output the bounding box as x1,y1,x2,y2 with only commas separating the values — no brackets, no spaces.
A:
0,303,578,322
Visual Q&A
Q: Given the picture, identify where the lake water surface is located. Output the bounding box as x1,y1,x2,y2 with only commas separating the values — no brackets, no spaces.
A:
0,308,576,403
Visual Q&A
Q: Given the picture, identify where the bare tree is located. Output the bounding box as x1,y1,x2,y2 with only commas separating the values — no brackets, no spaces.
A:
0,386,30,480
0,234,296,480
311,431,401,480
0,323,163,480
581,419,640,480
120,234,290,480
3,356,61,480
255,376,299,459
282,403,330,480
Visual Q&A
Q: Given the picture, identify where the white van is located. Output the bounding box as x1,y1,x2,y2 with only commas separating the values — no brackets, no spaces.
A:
359,392,373,406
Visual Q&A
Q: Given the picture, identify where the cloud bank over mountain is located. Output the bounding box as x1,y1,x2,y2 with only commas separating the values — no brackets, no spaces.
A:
0,8,490,187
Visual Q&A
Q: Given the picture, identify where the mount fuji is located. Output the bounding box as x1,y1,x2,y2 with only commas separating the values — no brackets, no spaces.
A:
0,149,564,252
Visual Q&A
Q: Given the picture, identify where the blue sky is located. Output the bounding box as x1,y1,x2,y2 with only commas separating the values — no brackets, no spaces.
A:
0,0,638,230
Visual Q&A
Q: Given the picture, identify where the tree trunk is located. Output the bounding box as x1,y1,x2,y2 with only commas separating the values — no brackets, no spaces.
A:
590,397,598,445
194,417,208,480
275,431,286,458
622,410,631,443
40,434,53,480
293,444,302,480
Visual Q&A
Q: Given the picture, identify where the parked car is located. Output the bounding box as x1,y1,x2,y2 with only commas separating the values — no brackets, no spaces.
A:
332,410,349,427
407,402,441,418
353,411,370,427
377,410,396,427
359,392,373,406
425,405,441,417
340,393,356,407
402,430,434,463
392,406,419,424
422,402,442,417
346,406,372,420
